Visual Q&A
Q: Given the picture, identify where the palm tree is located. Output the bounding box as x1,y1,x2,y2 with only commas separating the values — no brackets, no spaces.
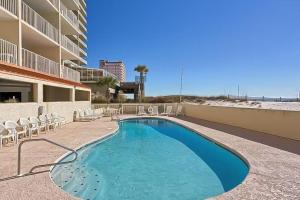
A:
97,77,118,104
134,65,149,102
134,65,149,84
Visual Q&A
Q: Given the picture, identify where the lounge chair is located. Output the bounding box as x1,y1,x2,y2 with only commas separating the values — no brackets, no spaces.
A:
94,108,104,117
0,124,15,149
176,104,183,116
103,107,111,117
137,106,147,116
85,108,101,119
5,121,26,144
83,109,98,120
149,106,159,116
111,108,122,121
161,106,175,116
46,114,60,130
39,115,54,131
52,113,66,127
30,116,47,133
77,109,95,121
18,118,39,138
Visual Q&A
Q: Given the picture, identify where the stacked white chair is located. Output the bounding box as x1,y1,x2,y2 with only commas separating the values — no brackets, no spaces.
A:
5,121,26,144
0,124,15,149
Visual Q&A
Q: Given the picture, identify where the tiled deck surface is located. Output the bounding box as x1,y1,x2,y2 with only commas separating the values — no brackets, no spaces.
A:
0,116,299,200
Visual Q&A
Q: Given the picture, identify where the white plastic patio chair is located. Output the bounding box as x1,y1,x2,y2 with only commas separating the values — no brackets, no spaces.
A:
82,109,97,120
52,113,66,127
0,124,15,149
46,114,59,130
5,121,26,144
39,115,54,131
27,117,42,136
90,108,103,118
18,118,39,138
77,109,94,121
137,106,147,116
149,106,159,116
85,108,99,119
111,108,122,121
94,108,104,117
30,116,46,133
176,104,183,116
161,106,175,116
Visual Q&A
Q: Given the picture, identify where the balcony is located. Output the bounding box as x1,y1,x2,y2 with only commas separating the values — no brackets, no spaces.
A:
21,2,59,44
48,0,59,10
60,1,79,34
0,38,18,65
22,48,60,77
79,47,87,57
77,67,118,82
61,35,80,57
62,66,80,82
61,0,79,10
0,0,18,19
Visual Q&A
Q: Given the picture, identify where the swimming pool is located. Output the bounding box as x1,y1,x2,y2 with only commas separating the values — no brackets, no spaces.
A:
51,118,249,200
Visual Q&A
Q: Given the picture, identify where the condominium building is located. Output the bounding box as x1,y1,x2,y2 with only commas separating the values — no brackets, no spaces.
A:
0,0,91,122
100,60,126,82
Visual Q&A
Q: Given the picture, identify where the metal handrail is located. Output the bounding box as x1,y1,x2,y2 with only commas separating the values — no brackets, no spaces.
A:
18,138,78,176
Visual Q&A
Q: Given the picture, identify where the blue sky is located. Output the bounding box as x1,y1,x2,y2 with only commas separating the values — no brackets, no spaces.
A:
86,0,300,98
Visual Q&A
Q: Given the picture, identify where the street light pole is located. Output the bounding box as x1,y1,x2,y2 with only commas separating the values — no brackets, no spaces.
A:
179,67,183,103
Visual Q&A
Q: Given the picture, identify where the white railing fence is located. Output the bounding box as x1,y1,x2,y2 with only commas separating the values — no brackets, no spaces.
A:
0,0,17,16
61,35,80,56
93,103,179,115
62,66,80,82
22,48,60,77
79,47,87,56
48,0,59,10
60,2,79,29
21,2,59,43
0,38,18,65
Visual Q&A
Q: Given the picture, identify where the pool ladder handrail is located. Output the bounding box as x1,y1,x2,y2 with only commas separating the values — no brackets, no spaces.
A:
17,138,78,176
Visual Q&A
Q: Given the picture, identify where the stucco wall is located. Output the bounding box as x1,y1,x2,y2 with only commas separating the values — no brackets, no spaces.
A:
0,101,90,123
183,103,300,141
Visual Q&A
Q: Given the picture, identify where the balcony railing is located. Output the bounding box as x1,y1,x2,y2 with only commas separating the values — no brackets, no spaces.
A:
61,35,80,57
22,48,60,77
22,2,59,43
77,68,118,82
0,0,18,16
0,38,17,65
62,66,80,82
48,0,59,10
79,47,87,56
60,2,79,30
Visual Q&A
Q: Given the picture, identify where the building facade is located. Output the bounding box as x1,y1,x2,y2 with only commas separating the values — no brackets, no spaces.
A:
99,60,126,82
0,0,91,122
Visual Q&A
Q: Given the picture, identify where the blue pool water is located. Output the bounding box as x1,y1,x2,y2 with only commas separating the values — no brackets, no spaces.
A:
51,118,249,200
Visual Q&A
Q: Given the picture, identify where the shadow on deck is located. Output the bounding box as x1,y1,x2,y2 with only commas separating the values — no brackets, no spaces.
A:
178,116,300,155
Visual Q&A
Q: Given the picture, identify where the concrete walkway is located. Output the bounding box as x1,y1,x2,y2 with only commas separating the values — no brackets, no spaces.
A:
0,116,299,200
0,118,117,200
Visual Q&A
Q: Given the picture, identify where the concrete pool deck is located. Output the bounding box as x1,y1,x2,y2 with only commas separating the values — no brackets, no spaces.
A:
0,116,299,199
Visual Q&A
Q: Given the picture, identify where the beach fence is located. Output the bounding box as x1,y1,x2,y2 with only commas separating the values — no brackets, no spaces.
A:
227,95,300,102
92,103,179,115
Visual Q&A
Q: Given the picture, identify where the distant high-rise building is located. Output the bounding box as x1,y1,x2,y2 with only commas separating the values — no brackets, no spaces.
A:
99,60,126,82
